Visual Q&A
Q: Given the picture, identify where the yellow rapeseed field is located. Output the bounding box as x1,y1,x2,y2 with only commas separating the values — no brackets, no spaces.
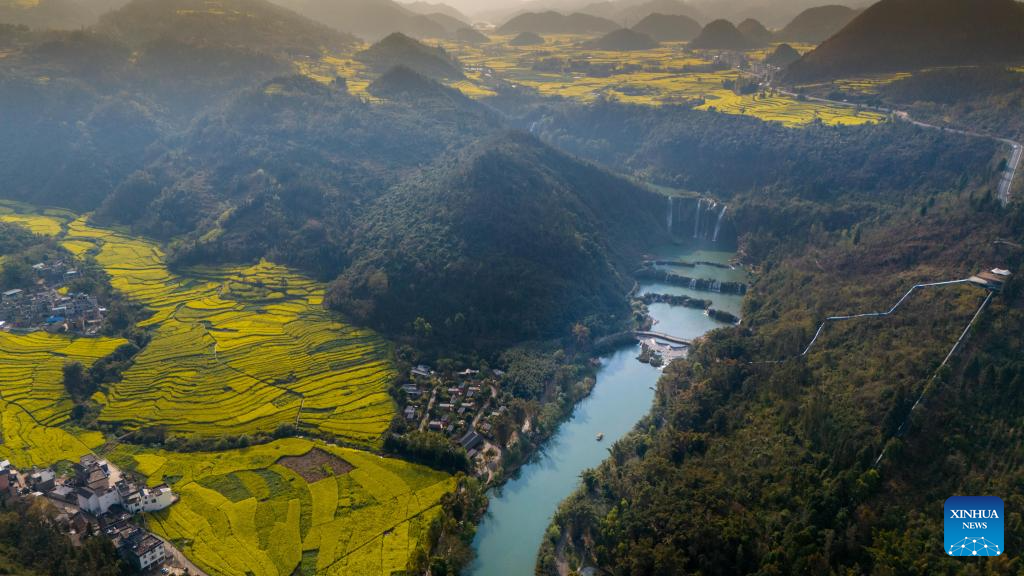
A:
112,439,452,576
62,218,396,445
0,207,442,572
296,35,884,127
0,332,126,467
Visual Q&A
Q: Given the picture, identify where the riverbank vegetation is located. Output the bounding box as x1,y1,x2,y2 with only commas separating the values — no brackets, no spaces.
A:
541,174,1024,574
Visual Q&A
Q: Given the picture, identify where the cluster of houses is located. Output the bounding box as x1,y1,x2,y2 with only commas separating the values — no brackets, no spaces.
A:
0,455,177,572
0,259,105,334
68,455,177,516
400,364,512,471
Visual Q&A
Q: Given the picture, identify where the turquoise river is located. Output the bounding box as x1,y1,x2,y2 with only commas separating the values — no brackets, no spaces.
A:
468,244,746,575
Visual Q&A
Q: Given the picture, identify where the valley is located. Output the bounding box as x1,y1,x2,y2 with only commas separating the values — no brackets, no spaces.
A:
0,0,1022,574
0,206,446,575
296,34,885,127
468,245,742,576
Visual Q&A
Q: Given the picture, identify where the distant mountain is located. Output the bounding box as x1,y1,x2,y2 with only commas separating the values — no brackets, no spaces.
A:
368,65,468,103
581,0,705,26
775,5,859,42
401,0,468,21
788,0,1024,81
737,18,771,46
272,0,448,40
0,0,96,29
474,0,596,27
97,0,355,57
454,27,489,43
496,11,619,35
509,31,545,45
423,11,470,35
689,19,751,49
356,32,463,79
631,12,701,41
765,42,801,66
330,132,666,348
695,0,862,29
585,27,658,50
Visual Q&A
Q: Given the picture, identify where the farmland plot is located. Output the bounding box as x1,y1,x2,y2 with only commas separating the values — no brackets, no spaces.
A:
112,439,452,576
295,36,885,127
0,331,126,467
63,219,396,445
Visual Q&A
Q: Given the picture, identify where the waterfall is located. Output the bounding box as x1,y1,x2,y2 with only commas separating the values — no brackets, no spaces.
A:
666,197,674,234
692,199,702,239
712,205,728,243
689,278,696,289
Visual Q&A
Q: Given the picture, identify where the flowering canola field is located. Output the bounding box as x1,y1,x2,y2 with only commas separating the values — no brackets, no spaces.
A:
63,218,396,445
296,35,884,127
113,439,452,576
0,210,444,574
0,332,126,467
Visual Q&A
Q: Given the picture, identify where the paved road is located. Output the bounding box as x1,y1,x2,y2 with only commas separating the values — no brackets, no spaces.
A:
1000,139,1022,204
151,533,208,576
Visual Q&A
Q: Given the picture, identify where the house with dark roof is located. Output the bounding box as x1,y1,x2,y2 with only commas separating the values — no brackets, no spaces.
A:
458,430,483,451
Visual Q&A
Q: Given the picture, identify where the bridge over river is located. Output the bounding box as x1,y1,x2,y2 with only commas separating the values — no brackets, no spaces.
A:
634,330,692,346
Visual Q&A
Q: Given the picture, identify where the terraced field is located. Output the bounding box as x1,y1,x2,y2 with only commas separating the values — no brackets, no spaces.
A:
0,200,73,236
697,89,884,126
0,206,441,573
0,332,126,467
62,219,396,444
112,439,452,576
794,72,914,95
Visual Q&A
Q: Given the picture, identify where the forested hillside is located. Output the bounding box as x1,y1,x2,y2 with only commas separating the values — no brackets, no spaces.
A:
787,0,1024,81
543,170,1024,575
329,133,666,350
97,73,498,276
530,102,997,205
95,0,356,57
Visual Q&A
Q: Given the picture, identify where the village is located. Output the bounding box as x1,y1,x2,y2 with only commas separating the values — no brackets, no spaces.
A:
1,455,184,574
0,257,105,334
399,363,516,479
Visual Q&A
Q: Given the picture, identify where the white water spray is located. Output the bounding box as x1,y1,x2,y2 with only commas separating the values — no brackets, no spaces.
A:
666,196,674,233
712,205,727,242
692,199,702,239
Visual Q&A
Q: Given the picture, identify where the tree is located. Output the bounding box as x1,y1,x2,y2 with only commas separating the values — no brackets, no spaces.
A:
62,361,89,401
572,322,591,349
413,316,433,340
492,413,515,447
0,260,32,289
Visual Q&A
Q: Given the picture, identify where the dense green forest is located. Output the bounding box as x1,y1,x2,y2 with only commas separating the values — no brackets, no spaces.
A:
329,133,666,350
526,102,998,203
542,178,1024,574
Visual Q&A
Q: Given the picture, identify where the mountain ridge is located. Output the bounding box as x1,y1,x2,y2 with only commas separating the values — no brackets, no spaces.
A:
788,0,1024,81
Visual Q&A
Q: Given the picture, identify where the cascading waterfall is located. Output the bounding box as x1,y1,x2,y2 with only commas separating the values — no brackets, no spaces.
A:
667,196,674,234
712,205,728,243
692,199,702,239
